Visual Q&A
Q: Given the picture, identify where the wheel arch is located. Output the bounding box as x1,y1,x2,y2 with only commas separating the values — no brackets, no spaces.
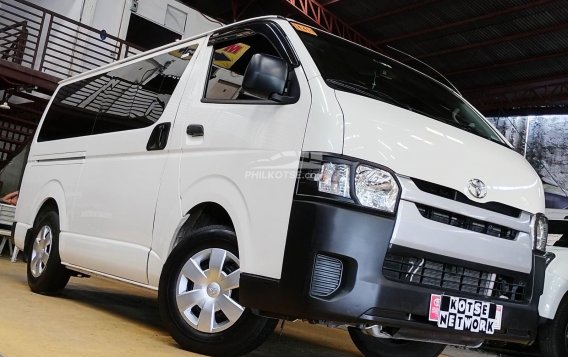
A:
171,201,236,253
29,180,67,228
175,175,252,266
24,191,62,260
147,175,254,287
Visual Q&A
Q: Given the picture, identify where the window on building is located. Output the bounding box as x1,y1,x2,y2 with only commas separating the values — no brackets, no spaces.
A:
126,14,182,51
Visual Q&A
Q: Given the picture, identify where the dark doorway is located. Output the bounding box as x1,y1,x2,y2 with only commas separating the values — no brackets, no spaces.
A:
126,14,182,50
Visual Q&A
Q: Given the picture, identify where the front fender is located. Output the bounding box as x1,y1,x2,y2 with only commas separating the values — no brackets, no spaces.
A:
179,175,251,266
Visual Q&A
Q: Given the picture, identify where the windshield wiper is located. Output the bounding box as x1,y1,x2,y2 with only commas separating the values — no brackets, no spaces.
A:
326,79,408,109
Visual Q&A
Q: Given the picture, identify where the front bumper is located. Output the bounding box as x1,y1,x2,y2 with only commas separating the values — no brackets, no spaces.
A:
13,221,31,251
240,199,546,346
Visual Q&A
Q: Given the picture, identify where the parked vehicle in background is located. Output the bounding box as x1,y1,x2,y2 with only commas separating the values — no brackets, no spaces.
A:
481,176,568,357
538,245,568,357
13,17,548,357
543,176,568,238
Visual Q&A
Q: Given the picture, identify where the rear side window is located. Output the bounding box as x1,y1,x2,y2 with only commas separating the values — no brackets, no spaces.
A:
204,34,280,101
38,44,198,142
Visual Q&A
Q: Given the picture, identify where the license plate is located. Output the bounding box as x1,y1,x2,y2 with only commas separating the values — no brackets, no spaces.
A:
428,294,503,334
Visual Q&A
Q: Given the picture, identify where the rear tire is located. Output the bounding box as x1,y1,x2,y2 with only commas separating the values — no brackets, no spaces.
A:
539,296,568,357
27,210,70,294
348,327,446,357
158,225,277,356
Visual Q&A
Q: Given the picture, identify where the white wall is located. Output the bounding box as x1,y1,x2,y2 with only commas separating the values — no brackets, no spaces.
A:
121,0,221,39
90,0,127,37
28,0,84,21
28,0,221,40
186,7,221,37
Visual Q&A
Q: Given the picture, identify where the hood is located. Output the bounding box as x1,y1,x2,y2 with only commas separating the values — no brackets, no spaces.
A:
336,90,544,214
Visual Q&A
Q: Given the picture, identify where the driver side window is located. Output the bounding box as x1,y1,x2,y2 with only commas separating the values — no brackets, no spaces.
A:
204,34,280,101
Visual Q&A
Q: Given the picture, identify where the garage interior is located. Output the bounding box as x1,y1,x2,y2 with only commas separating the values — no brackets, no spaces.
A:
0,0,567,356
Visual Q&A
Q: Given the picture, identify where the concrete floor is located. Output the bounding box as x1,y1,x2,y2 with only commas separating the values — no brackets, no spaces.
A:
0,257,498,357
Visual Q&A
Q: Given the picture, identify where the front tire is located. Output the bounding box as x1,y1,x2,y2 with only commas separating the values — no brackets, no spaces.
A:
27,210,70,294
539,296,568,357
158,225,277,356
348,327,446,357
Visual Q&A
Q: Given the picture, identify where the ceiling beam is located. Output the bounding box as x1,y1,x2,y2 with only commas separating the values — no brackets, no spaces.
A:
419,21,568,60
0,111,38,127
466,78,568,114
9,90,50,103
232,0,258,21
320,0,341,6
483,105,568,117
473,90,568,114
476,85,568,106
445,49,568,77
283,0,376,48
462,73,568,95
351,0,441,26
374,0,553,45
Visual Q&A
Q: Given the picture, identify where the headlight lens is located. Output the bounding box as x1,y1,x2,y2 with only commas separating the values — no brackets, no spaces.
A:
532,213,548,252
297,152,400,213
318,162,350,198
355,165,399,212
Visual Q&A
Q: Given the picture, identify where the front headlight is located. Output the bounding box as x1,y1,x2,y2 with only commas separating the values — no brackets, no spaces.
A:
297,152,400,213
531,213,548,252
355,165,399,213
318,162,350,198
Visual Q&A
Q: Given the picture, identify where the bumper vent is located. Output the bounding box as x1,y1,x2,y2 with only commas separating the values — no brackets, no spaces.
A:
416,203,518,240
383,254,528,303
310,254,343,298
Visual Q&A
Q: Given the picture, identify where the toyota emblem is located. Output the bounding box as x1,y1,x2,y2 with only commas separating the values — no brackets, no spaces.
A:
468,179,487,199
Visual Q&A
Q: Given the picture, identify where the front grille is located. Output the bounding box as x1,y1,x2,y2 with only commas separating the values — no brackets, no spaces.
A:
416,203,518,240
383,254,528,303
412,178,522,218
310,254,343,298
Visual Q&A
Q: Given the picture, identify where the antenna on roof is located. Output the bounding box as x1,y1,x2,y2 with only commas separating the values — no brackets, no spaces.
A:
386,45,461,95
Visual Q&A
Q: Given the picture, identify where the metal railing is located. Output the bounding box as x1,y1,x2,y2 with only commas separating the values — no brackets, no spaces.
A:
0,0,142,78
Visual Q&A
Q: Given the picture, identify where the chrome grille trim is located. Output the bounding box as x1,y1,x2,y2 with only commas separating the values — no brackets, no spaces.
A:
397,176,531,234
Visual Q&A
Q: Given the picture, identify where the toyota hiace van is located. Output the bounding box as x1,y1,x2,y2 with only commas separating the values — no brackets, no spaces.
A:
14,17,548,357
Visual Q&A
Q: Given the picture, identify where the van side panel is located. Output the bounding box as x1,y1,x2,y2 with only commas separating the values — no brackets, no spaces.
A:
176,42,312,280
14,102,88,253
16,165,81,232
62,39,205,284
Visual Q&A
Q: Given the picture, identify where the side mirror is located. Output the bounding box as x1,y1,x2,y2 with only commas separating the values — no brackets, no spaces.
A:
242,53,293,103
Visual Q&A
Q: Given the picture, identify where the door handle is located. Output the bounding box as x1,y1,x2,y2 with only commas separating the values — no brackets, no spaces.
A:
146,122,171,151
187,124,204,137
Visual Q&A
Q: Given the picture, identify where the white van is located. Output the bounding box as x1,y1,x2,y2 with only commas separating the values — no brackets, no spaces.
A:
14,17,549,357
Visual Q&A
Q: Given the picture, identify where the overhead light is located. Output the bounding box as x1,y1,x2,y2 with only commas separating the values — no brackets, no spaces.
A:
0,101,10,110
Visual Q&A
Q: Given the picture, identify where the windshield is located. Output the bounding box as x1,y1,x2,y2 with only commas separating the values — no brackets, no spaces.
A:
294,25,505,146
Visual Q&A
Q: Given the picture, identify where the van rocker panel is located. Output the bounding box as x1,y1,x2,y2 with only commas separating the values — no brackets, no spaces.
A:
239,199,545,346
